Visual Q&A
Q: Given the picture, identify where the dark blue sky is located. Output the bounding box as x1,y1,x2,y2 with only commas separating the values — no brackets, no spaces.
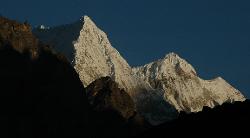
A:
1,0,250,97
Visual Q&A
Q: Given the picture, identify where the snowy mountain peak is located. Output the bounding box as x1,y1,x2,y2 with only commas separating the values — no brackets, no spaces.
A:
83,15,92,21
162,52,197,76
82,15,98,30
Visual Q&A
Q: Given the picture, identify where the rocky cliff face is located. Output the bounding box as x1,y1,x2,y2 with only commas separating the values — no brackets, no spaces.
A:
73,16,145,93
133,53,245,112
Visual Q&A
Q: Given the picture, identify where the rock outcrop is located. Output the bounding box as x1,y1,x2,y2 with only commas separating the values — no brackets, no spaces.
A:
86,76,136,119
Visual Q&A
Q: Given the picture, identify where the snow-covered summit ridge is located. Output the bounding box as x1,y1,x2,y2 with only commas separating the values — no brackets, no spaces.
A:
133,53,245,112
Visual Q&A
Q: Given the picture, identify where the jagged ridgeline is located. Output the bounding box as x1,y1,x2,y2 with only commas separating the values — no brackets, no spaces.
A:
34,15,246,125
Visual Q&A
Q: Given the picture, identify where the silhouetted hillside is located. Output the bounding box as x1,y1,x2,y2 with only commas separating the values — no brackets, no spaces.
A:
138,100,250,137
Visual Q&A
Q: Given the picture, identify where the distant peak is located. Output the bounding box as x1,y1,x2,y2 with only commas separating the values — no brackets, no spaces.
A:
37,24,50,30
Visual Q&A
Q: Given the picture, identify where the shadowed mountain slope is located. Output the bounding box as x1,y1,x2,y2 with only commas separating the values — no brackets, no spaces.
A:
0,16,90,138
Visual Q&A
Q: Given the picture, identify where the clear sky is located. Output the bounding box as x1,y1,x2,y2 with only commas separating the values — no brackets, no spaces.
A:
1,0,250,97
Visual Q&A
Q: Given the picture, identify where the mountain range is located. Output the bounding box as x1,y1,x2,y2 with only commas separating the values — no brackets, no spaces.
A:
34,16,245,125
1,14,249,137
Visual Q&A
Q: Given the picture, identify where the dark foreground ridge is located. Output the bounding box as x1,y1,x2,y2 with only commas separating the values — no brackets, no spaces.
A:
137,100,250,137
